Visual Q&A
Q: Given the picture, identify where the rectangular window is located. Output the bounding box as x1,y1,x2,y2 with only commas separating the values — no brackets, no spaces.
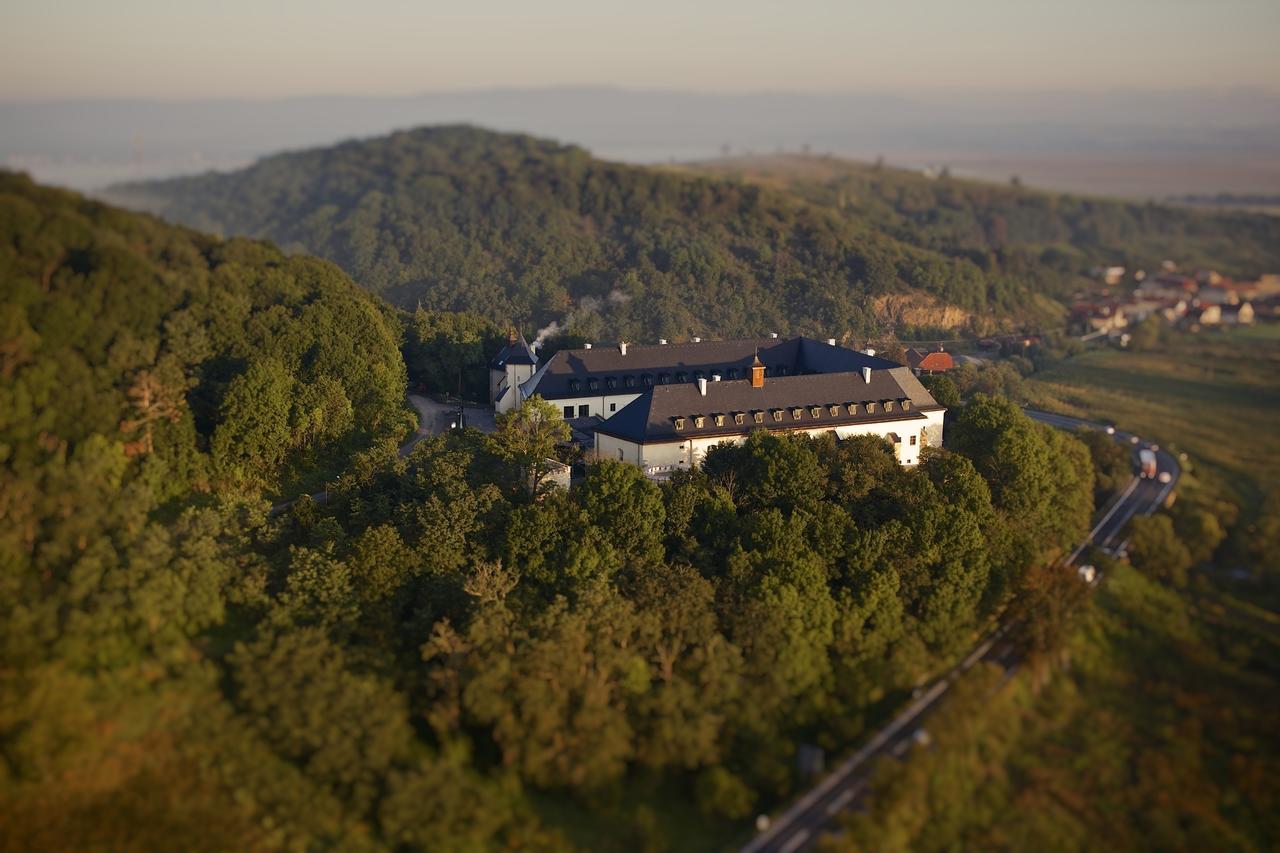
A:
910,435,917,446
578,404,590,418
563,405,574,419
610,402,617,412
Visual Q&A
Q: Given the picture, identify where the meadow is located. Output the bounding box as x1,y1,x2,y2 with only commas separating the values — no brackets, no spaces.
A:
1029,324,1280,511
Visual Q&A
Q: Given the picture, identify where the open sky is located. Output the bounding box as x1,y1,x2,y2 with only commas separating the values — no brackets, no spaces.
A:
5,0,1279,99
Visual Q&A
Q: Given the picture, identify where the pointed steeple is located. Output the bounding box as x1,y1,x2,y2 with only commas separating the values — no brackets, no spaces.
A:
751,350,765,388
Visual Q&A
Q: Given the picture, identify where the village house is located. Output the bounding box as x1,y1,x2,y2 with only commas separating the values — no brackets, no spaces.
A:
493,335,945,479
905,346,954,375
1220,302,1255,326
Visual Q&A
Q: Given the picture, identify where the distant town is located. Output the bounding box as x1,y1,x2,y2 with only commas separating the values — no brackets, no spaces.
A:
1071,264,1277,340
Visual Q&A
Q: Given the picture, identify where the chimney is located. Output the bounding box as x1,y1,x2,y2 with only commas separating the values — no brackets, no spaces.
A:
584,342,592,350
619,341,628,355
769,332,779,339
827,337,837,346
711,373,722,382
862,366,872,384
692,336,702,343
860,348,876,357
658,338,668,345
697,377,708,396
751,353,765,388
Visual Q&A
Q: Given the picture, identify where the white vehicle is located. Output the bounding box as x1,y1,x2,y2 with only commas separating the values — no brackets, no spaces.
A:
1105,425,1116,435
1077,564,1097,584
1139,448,1158,479
1158,471,1173,484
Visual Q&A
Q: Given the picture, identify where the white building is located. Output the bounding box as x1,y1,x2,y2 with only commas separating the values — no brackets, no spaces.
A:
501,335,945,479
490,331,539,413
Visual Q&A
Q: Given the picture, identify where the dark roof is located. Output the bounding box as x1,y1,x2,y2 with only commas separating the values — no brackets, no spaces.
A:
595,366,940,444
527,336,900,400
490,332,538,369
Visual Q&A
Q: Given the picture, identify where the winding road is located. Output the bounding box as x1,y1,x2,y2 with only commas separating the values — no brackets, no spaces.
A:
740,409,1181,853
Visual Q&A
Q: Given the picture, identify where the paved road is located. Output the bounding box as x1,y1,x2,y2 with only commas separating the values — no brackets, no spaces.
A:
740,409,1181,853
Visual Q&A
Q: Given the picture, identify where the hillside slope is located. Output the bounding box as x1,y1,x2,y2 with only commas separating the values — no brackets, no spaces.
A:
107,126,1077,343
0,170,408,501
681,154,1280,279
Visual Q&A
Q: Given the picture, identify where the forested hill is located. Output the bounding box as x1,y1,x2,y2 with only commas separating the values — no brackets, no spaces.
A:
679,154,1280,281
0,170,409,502
106,126,1074,343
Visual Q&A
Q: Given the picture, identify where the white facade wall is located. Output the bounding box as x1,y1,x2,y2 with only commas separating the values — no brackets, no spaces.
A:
548,393,643,420
597,410,945,479
492,363,538,413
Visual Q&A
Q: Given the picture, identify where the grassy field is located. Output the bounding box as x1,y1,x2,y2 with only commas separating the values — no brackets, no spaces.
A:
1028,324,1280,510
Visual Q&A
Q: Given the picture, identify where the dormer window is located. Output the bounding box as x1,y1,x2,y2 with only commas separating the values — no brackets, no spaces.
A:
753,411,765,424
734,412,745,425
772,410,784,422
569,379,581,392
674,417,686,431
884,400,894,412
605,376,616,390
902,399,911,410
866,402,877,413
791,408,803,420
641,374,652,387
714,414,725,426
587,378,599,392
694,416,705,428
727,368,739,380
658,373,669,385
810,407,821,418
830,405,841,417
624,376,635,389
675,371,687,383
846,403,857,415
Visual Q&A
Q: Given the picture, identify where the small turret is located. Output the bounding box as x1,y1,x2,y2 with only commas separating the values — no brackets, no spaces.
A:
751,352,765,389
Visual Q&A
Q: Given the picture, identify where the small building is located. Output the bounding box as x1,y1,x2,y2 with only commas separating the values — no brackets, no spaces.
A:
490,329,539,413
905,346,954,375
1220,302,1255,326
1184,304,1222,328
1196,285,1239,306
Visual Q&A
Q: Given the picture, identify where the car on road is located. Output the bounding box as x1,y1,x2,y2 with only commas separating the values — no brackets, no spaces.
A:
1077,564,1097,583
1130,435,1141,445
1158,471,1172,484
1105,425,1116,435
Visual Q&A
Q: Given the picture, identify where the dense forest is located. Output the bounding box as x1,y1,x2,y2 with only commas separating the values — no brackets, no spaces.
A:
107,127,1280,346
0,174,1107,849
687,155,1280,282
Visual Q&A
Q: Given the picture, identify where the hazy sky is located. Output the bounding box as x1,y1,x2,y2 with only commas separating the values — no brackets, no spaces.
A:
5,0,1279,99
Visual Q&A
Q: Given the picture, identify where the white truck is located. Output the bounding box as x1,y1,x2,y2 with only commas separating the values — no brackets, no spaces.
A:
1138,448,1158,479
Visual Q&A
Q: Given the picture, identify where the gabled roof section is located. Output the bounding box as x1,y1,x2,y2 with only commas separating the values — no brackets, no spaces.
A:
491,331,538,369
525,336,899,400
596,368,941,444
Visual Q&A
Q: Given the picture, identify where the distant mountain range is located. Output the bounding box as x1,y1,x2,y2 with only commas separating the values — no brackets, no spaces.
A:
4,87,1280,196
104,125,1280,343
